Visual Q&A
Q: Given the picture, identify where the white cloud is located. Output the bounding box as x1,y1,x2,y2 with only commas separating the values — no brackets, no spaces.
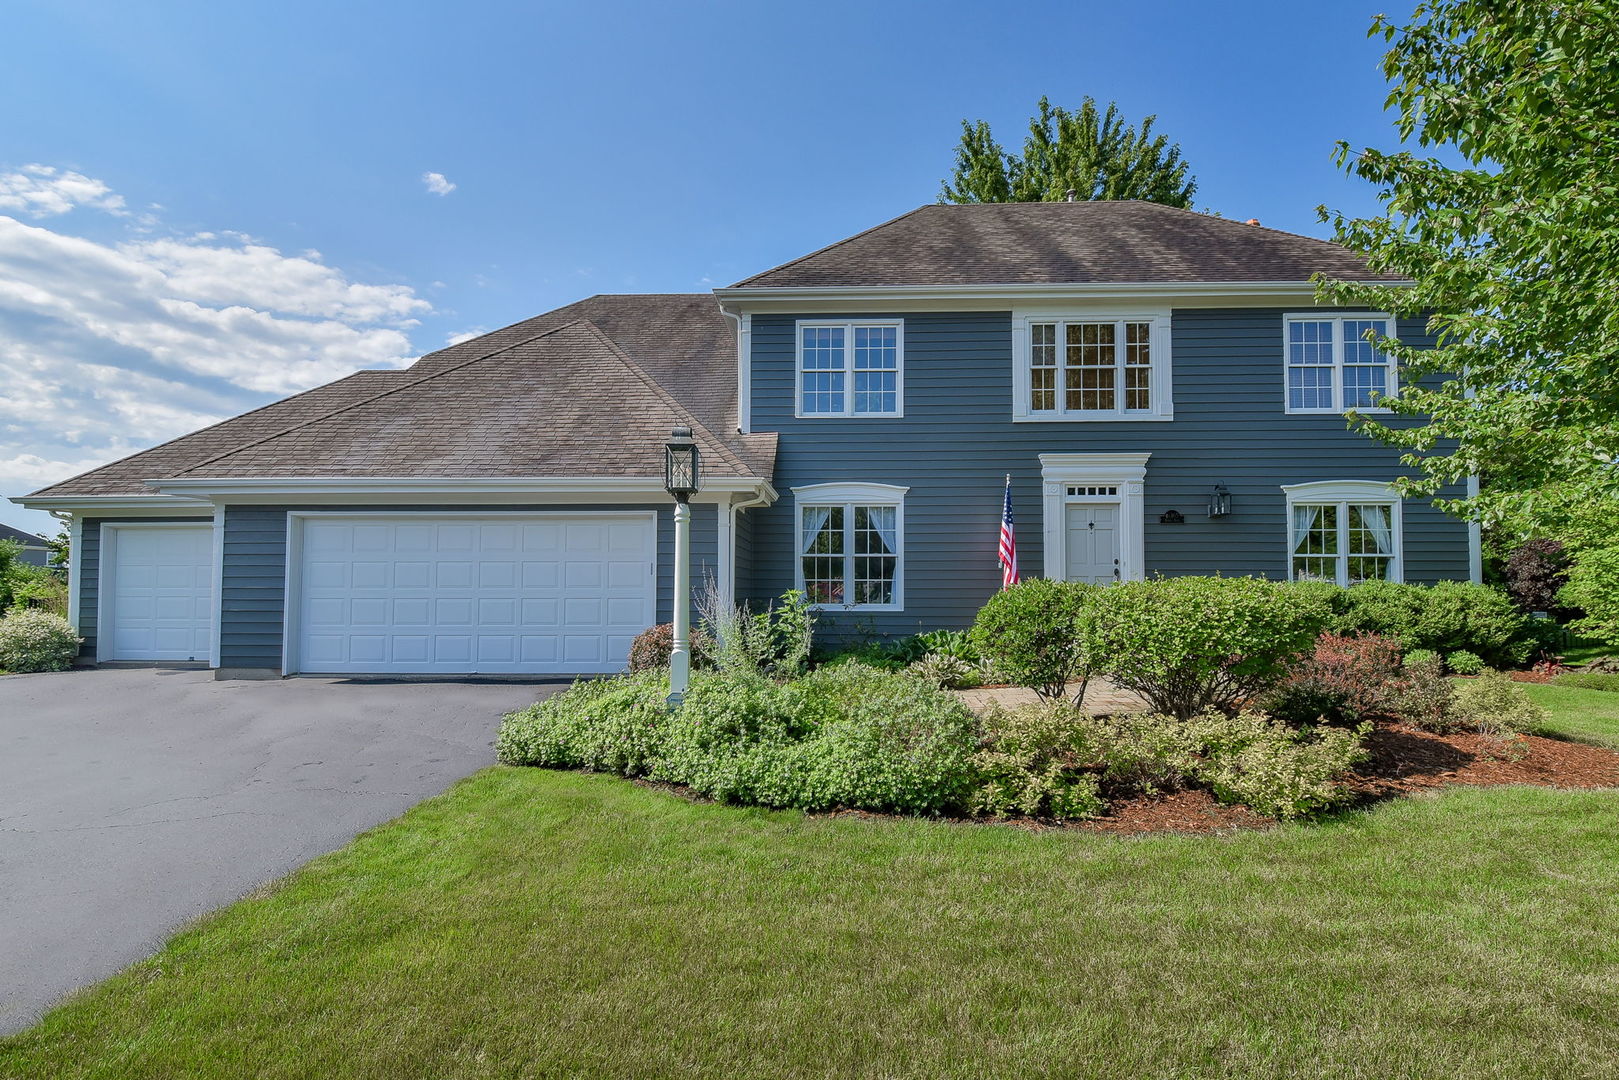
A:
0,164,126,218
0,167,432,533
422,171,456,196
444,326,487,346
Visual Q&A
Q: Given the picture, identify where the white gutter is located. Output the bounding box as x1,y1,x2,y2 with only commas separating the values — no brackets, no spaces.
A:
10,494,212,514
139,475,779,507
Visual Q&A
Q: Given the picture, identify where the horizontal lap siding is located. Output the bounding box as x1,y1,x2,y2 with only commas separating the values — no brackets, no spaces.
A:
77,515,212,662
220,503,717,671
748,309,1467,642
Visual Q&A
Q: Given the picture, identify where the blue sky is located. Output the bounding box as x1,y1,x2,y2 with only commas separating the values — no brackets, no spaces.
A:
0,0,1405,534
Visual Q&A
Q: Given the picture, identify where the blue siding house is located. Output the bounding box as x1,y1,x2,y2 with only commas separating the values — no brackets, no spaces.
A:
13,201,1474,676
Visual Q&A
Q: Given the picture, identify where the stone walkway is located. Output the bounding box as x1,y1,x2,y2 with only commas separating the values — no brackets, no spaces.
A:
958,677,1147,714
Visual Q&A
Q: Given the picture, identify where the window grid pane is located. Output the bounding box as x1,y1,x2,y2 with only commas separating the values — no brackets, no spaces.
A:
852,325,898,415
1287,320,1335,410
800,506,844,605
1124,321,1151,410
800,326,847,415
801,504,897,607
1341,320,1391,408
1030,323,1057,411
1065,322,1116,411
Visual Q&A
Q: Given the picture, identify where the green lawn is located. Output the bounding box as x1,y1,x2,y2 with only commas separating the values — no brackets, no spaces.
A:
5,766,1619,1080
1523,682,1619,748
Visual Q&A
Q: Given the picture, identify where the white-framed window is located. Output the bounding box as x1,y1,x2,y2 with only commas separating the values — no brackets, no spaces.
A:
1282,480,1403,585
791,482,906,610
1014,314,1172,421
1283,313,1396,414
795,319,904,418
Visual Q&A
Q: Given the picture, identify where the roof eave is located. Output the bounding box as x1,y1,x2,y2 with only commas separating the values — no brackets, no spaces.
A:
715,280,1413,304
141,476,779,507
9,493,214,514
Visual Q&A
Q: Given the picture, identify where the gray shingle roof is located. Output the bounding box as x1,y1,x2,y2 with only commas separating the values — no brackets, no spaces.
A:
168,320,764,481
0,523,47,546
25,296,771,498
731,201,1402,289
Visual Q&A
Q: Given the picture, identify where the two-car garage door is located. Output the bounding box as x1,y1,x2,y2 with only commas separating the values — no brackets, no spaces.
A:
291,514,656,674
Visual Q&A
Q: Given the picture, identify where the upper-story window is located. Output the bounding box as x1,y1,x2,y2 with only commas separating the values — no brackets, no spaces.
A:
1014,314,1173,422
796,319,904,418
1284,314,1396,414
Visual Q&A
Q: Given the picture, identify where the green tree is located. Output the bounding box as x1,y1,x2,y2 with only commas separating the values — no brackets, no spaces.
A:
940,96,1196,208
1319,1,1619,540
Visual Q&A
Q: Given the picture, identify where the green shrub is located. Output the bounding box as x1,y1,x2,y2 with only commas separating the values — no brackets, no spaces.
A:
912,629,980,664
969,578,1096,700
0,608,80,672
699,589,815,677
971,703,1105,819
1403,648,1441,670
1446,650,1484,676
1086,711,1201,796
908,651,979,690
1552,671,1619,693
1335,581,1530,668
1394,656,1462,732
1262,680,1353,727
650,664,979,815
1081,576,1323,719
495,670,670,773
1188,711,1369,819
1453,670,1549,736
1561,547,1619,649
4,561,68,616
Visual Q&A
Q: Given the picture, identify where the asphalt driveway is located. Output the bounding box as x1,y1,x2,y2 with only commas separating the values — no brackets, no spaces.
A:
0,667,561,1035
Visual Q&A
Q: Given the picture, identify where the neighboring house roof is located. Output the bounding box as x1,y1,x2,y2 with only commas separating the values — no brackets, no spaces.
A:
730,201,1404,289
27,296,772,498
0,523,47,547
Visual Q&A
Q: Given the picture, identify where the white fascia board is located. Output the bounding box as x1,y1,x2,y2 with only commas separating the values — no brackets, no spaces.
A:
9,494,213,515
143,476,779,507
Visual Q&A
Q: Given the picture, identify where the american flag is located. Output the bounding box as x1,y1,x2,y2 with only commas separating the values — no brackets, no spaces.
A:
998,474,1019,589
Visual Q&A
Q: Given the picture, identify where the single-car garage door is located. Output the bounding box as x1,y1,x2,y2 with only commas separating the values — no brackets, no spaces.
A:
291,513,656,674
101,523,215,662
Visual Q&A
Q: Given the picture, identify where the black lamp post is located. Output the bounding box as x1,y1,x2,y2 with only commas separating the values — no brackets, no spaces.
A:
663,426,700,704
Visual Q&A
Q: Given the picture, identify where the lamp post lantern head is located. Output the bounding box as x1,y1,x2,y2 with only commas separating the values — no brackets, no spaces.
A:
664,425,700,499
1208,483,1232,518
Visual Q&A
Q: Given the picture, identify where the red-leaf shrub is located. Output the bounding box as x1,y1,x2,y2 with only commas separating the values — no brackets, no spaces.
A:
1503,539,1573,616
627,622,715,672
1265,632,1403,725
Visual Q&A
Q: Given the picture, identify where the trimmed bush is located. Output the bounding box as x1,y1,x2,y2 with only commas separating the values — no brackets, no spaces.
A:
1188,711,1368,819
1561,547,1619,649
1081,576,1323,719
1553,671,1619,693
971,703,1105,819
1446,650,1484,676
1335,581,1531,668
969,578,1096,700
1453,670,1548,736
0,608,80,673
627,623,715,673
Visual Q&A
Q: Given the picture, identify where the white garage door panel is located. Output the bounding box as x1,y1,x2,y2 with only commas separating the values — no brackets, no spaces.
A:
295,515,656,674
105,526,214,662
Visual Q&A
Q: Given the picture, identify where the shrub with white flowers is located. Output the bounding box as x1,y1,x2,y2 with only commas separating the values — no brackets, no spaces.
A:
0,608,81,673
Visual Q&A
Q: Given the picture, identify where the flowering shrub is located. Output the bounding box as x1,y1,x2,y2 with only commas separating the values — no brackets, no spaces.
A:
0,608,80,673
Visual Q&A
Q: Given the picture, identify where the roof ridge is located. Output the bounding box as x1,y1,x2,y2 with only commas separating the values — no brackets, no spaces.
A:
573,320,759,478
1125,199,1358,251
172,320,595,478
26,370,394,497
729,205,934,288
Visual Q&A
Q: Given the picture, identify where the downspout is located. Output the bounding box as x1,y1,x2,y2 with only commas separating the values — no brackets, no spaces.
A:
718,303,751,435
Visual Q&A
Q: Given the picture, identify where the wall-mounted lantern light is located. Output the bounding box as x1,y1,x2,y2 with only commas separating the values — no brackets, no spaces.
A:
1208,483,1232,518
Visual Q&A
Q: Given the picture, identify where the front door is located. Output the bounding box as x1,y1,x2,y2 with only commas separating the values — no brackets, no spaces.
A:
1065,504,1119,584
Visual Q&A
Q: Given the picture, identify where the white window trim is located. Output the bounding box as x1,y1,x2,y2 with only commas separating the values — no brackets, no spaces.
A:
1282,312,1398,415
1281,479,1404,585
1013,313,1173,422
793,318,905,419
1039,453,1149,582
790,482,907,612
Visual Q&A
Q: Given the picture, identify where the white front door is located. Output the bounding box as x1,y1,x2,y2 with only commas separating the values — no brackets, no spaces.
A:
292,513,656,674
1065,504,1119,584
103,525,214,661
